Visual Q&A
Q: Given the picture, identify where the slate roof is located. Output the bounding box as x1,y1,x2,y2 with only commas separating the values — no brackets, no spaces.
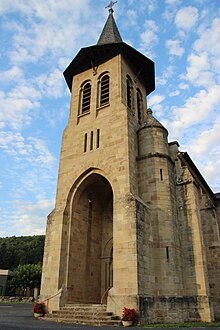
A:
145,108,168,133
63,8,155,96
178,152,216,201
97,9,123,45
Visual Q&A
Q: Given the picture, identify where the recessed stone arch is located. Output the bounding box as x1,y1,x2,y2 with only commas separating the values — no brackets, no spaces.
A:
66,170,113,304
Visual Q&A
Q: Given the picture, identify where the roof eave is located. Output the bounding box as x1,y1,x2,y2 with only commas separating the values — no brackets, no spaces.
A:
179,152,216,201
63,42,155,96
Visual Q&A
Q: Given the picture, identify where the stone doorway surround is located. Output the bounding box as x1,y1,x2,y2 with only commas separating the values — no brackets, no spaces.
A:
66,172,113,304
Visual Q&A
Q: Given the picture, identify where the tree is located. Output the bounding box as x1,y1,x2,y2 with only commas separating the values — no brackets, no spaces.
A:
9,264,42,295
0,235,45,270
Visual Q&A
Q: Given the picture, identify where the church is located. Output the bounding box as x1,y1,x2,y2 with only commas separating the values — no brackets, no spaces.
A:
40,6,220,324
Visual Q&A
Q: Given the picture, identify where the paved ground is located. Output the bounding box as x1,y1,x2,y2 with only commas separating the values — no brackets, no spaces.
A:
0,303,219,330
0,303,123,330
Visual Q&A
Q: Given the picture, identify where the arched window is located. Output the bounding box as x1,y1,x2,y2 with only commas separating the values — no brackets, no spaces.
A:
79,81,91,114
98,73,110,107
126,75,133,109
137,89,143,124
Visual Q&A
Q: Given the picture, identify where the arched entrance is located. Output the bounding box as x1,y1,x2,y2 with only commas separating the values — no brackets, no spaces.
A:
66,173,113,304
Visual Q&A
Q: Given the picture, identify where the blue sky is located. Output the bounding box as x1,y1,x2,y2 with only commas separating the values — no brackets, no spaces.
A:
0,0,219,237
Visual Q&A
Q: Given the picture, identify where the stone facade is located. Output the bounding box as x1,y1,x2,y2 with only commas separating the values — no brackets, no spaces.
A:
40,9,220,323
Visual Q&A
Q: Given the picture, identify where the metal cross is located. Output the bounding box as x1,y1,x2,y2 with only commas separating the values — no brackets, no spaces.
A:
105,1,118,9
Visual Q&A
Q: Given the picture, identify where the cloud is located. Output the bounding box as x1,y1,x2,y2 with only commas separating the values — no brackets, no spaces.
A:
140,20,159,56
179,82,189,90
193,18,220,72
0,67,66,130
156,66,175,86
27,137,55,167
2,0,99,66
186,116,220,157
36,69,65,99
181,116,220,192
0,131,55,167
166,39,185,57
179,17,220,91
127,10,137,26
148,94,165,106
0,66,24,83
0,0,91,20
127,0,157,14
169,90,180,97
200,156,220,193
148,94,166,117
0,93,40,130
0,0,13,14
184,52,213,87
175,6,199,31
0,69,42,132
145,0,157,14
167,85,220,137
165,0,181,5
0,199,55,236
0,130,57,209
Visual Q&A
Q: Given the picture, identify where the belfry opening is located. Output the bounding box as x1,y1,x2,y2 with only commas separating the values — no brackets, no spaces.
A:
67,173,113,304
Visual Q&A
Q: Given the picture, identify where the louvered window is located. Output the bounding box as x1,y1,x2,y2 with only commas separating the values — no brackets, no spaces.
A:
137,89,143,124
127,76,133,109
99,74,110,107
81,82,91,114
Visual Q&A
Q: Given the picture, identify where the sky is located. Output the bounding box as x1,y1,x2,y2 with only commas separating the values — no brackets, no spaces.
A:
0,0,219,237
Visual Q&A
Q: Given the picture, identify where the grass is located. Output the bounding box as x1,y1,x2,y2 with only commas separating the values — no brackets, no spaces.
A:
141,322,220,328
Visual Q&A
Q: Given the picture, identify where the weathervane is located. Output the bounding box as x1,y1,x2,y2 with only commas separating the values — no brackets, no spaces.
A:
105,1,118,10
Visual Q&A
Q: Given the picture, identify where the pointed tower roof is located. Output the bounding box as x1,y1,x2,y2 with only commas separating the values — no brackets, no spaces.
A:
145,108,168,134
63,7,155,96
97,9,123,45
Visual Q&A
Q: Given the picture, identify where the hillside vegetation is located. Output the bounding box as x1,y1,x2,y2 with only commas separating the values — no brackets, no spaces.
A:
0,235,45,270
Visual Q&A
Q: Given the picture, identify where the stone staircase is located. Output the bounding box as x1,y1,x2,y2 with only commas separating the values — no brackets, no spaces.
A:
45,303,121,326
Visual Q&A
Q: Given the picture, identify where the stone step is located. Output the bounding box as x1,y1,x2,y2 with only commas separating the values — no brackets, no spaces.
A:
61,306,107,311
44,316,121,326
44,303,121,326
52,310,114,317
49,313,120,321
64,303,107,308
63,303,107,310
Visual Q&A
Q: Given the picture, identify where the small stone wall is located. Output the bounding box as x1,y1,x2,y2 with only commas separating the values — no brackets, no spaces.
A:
139,295,213,324
0,296,34,302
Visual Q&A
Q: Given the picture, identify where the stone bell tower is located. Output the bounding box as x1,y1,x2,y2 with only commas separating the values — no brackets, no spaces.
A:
41,5,154,313
41,6,220,324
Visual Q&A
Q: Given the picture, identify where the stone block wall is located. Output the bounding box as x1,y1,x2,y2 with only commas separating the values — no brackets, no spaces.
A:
139,295,212,324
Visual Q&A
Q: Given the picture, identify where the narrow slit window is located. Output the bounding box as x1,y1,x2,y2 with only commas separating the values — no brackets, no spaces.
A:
137,89,143,124
84,133,87,152
81,82,91,114
90,131,93,150
160,169,163,181
127,76,133,109
96,129,100,149
166,246,169,260
100,75,110,106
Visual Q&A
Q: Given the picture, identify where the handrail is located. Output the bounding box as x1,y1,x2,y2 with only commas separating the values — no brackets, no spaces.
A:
41,287,63,312
41,286,110,311
100,287,110,305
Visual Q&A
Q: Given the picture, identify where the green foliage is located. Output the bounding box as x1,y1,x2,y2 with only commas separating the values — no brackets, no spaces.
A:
9,263,42,291
0,235,45,270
